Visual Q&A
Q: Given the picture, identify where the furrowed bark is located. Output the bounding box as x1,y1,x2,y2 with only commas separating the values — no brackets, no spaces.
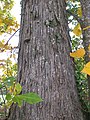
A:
8,0,84,120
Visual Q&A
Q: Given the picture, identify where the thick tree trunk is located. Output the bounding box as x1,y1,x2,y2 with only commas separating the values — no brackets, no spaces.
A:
8,0,83,120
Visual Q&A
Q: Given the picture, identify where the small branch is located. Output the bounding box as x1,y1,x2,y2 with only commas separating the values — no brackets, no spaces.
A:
68,18,74,24
67,9,83,24
5,28,20,45
0,89,5,105
0,29,20,52
0,86,8,118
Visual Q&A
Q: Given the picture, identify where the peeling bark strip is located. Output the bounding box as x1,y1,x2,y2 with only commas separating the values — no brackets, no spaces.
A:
8,0,83,120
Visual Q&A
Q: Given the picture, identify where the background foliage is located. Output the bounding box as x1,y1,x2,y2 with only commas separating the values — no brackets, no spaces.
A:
67,0,90,118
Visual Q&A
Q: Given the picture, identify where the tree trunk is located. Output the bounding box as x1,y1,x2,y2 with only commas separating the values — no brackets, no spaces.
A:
8,0,84,120
80,0,90,98
80,0,90,119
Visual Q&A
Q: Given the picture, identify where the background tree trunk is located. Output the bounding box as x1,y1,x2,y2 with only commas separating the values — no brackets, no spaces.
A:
80,0,90,119
80,0,90,98
8,0,84,120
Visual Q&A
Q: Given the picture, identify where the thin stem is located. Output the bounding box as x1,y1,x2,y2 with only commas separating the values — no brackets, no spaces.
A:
5,28,20,45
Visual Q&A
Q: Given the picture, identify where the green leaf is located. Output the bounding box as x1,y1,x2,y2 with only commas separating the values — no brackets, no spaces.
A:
0,83,3,88
6,93,12,101
3,76,16,86
4,76,16,81
17,92,43,104
12,96,22,107
15,83,22,94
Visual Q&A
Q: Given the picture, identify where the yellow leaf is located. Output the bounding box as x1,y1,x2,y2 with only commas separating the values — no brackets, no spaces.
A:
15,22,19,28
77,7,82,17
8,27,13,33
0,19,2,25
70,48,85,58
83,26,90,30
81,62,90,75
73,24,82,36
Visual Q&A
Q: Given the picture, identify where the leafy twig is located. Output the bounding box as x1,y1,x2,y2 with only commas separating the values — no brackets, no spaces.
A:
67,9,83,24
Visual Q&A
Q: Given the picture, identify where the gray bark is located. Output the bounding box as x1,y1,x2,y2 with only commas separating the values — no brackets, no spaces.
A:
8,0,84,120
